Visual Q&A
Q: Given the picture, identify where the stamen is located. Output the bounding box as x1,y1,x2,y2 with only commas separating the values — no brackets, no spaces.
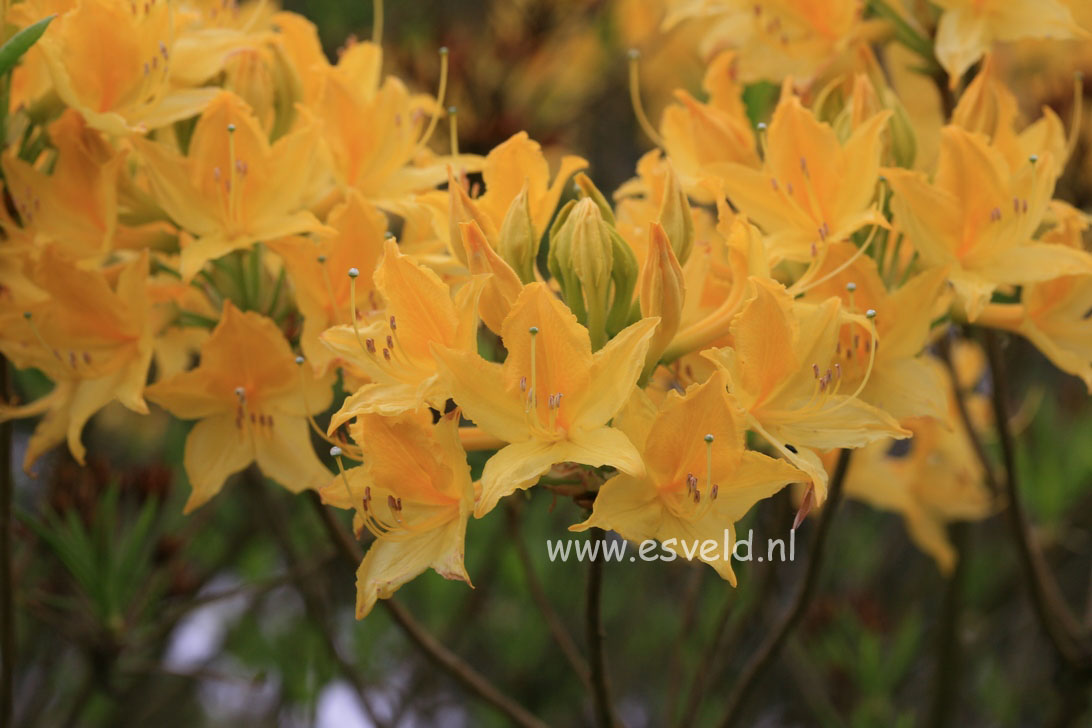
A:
372,0,383,45
346,267,370,357
331,445,355,504
1065,72,1084,164
627,49,666,148
447,106,460,156
527,326,539,412
227,123,238,221
413,47,449,156
704,433,714,492
846,281,857,311
298,355,363,457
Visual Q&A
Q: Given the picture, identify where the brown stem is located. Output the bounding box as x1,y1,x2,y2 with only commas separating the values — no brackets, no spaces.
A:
1,356,13,728
246,473,388,728
716,448,852,728
307,493,550,728
939,332,999,496
983,331,1091,669
585,527,619,728
927,522,968,728
506,503,591,690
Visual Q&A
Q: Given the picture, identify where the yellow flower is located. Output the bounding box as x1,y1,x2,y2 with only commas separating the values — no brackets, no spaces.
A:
36,0,219,135
311,41,479,205
664,0,865,83
884,126,1092,320
0,248,152,470
716,85,890,262
319,410,474,619
322,240,483,421
133,91,331,281
799,242,951,421
571,370,805,584
459,221,523,335
977,274,1092,391
659,51,759,190
703,276,909,503
933,0,1085,86
2,110,124,262
433,283,659,517
268,191,388,375
145,301,333,513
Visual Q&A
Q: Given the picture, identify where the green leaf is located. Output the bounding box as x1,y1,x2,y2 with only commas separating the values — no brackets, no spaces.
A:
0,16,55,77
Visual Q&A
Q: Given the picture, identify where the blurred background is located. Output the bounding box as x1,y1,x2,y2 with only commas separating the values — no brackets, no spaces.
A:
6,1,1092,727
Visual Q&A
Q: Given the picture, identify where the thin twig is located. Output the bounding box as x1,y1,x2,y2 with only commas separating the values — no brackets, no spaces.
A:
983,331,1091,670
506,503,591,690
1,355,13,728
246,473,387,728
306,493,550,728
715,448,852,728
928,522,968,728
665,566,705,720
585,527,619,728
938,332,999,496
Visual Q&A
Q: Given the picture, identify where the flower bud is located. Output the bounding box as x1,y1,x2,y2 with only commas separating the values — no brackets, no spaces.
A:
460,221,522,334
224,49,277,134
497,181,538,283
638,222,685,376
657,165,694,265
448,167,497,266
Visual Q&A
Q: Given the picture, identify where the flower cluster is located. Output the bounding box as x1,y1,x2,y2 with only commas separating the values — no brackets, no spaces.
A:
1,0,1090,620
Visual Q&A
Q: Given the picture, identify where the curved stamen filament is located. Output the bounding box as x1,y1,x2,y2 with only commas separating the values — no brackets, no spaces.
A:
372,0,383,46
1065,72,1084,164
447,106,460,157
628,49,665,148
296,355,364,458
413,47,450,157
227,123,239,222
789,210,884,296
347,267,370,357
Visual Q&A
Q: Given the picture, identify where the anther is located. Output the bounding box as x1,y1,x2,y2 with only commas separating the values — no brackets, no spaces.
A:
365,338,376,354
865,309,876,319
295,355,305,365
330,446,342,457
348,267,360,278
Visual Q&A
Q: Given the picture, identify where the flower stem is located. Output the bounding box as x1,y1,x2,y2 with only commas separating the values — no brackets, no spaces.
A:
306,493,550,728
1,356,14,728
983,330,1091,669
586,526,619,728
716,448,852,728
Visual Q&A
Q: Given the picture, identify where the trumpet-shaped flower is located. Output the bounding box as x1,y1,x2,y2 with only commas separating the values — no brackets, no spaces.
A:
884,127,1092,320
269,192,387,375
0,248,152,470
571,371,805,584
933,0,1085,86
799,242,950,421
319,410,474,619
716,86,890,262
704,277,909,502
36,0,220,135
433,283,659,517
322,240,483,422
133,91,331,281
145,302,333,513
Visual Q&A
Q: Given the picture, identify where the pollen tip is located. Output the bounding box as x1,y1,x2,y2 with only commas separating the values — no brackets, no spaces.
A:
317,254,327,263
703,433,714,443
227,123,236,133
757,122,767,131
295,355,305,365
384,231,395,239
846,282,857,292
22,311,31,320
439,46,449,55
447,105,457,115
627,47,640,60
865,309,877,319
234,386,245,398
1029,154,1039,164
330,446,342,457
529,326,539,335
347,267,360,278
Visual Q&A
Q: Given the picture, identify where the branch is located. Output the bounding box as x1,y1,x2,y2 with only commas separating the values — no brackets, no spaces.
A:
928,522,968,728
983,331,1091,670
585,526,619,728
716,448,852,728
306,493,550,728
1,355,13,727
506,502,591,690
246,474,388,728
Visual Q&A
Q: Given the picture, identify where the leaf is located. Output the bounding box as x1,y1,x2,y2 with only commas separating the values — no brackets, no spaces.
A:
0,15,55,77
